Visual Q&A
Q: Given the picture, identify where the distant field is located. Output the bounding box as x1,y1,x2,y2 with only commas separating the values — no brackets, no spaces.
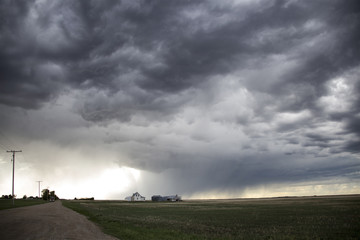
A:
0,199,47,210
62,195,360,240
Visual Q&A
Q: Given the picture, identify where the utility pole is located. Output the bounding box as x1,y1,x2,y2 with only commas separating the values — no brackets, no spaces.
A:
7,150,22,205
36,181,42,198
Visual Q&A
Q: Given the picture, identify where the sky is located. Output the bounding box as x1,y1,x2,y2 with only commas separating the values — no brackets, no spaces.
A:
0,0,359,200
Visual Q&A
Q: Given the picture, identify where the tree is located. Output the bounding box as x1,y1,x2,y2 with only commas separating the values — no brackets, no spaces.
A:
42,189,50,201
41,189,59,201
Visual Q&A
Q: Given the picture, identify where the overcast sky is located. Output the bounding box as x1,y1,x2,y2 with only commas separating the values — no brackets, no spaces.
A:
0,0,359,200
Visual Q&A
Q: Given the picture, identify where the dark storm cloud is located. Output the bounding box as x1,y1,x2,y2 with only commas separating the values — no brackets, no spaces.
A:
342,78,360,153
0,0,72,108
1,0,358,112
343,115,360,153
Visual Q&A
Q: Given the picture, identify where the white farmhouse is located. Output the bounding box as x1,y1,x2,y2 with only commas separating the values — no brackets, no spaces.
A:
125,192,145,201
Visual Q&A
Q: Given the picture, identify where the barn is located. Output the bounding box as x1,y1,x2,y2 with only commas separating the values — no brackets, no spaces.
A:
151,194,181,202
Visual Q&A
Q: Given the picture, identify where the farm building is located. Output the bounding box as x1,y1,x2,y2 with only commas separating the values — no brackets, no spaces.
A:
151,194,181,202
125,192,145,201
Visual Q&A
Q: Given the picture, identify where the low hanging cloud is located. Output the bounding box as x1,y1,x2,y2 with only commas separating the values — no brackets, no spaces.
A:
0,0,359,198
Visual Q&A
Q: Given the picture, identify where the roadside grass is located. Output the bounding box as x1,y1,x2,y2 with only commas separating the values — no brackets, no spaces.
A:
62,195,360,240
0,199,47,210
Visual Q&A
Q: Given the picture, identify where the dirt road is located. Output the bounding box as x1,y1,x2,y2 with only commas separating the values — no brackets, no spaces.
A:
0,201,118,240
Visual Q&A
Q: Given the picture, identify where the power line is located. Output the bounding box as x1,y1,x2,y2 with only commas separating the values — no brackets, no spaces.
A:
7,150,22,205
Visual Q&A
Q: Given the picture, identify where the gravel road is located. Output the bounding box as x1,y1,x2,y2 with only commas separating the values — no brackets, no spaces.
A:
0,201,118,240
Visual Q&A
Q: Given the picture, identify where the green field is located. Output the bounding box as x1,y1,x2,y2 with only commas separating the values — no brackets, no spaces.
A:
62,195,360,240
0,199,47,210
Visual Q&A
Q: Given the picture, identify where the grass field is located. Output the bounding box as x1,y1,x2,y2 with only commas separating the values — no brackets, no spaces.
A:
0,199,47,210
62,195,360,240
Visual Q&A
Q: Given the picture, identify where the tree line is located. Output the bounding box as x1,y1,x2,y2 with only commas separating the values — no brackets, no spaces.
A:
0,188,59,201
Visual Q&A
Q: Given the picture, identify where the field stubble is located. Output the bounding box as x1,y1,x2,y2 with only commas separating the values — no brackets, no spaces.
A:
62,195,360,240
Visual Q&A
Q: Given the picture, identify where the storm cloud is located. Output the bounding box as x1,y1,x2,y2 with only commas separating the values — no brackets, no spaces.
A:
0,0,359,199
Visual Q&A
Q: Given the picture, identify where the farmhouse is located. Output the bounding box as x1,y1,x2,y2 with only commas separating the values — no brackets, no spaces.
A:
151,194,181,202
125,192,145,201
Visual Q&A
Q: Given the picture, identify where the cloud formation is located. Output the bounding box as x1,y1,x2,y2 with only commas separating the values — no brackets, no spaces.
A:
0,0,359,199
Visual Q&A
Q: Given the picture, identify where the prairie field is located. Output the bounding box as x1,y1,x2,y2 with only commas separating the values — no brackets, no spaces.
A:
62,195,360,240
0,199,47,210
